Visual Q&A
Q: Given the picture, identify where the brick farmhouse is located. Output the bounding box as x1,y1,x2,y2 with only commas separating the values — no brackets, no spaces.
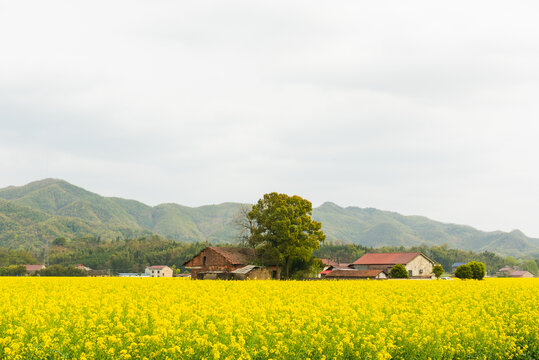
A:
183,247,280,280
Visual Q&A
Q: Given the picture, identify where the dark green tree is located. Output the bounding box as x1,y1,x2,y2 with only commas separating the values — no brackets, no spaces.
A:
36,265,88,277
52,237,68,246
0,248,37,266
247,193,326,279
454,264,473,279
390,264,409,278
0,265,26,276
468,261,486,280
432,264,444,279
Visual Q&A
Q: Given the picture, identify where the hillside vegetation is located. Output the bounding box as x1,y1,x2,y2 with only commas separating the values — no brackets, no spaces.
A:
1,179,539,257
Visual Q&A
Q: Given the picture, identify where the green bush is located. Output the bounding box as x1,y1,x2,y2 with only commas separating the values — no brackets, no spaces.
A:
390,264,409,278
455,264,473,279
468,261,486,280
0,265,26,276
432,264,444,279
36,265,88,277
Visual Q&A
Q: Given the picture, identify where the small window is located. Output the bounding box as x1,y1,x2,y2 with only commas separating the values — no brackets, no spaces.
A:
408,270,413,277
419,269,424,274
203,256,207,266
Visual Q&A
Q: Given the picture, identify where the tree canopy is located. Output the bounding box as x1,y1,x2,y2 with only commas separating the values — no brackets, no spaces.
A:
432,264,444,279
390,264,409,278
247,193,326,279
468,261,486,280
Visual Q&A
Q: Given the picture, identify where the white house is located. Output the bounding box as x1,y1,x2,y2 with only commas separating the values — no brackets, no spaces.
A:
145,265,173,277
351,252,435,278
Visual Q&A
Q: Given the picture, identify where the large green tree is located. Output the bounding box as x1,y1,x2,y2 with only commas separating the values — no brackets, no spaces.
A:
247,193,326,279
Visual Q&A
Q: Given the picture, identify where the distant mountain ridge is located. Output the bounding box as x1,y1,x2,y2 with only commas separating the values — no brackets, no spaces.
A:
1,179,538,257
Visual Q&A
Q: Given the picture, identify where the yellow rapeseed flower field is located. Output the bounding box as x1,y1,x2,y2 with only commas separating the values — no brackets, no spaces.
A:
0,278,537,359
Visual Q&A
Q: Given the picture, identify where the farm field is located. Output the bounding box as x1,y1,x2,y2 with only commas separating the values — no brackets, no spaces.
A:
0,278,538,360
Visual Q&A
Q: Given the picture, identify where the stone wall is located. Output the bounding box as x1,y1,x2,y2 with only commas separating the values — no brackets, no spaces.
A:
405,255,434,278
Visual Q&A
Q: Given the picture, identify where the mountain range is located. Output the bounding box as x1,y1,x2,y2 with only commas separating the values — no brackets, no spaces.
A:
1,179,538,257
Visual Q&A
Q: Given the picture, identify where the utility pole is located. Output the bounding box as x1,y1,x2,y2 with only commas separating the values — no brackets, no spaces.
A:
44,237,50,267
38,231,49,267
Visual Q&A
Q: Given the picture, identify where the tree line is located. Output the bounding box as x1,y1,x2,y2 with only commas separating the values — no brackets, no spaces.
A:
1,237,537,277
0,236,209,274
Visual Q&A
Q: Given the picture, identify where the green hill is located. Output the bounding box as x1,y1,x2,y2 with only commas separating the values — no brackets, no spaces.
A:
312,202,539,257
1,179,538,257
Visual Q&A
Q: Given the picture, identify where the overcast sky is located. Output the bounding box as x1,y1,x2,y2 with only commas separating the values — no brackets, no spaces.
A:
1,1,539,236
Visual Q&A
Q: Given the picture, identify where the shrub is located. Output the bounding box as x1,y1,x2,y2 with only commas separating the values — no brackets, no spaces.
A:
390,264,409,279
468,261,486,280
455,264,473,279
0,265,26,276
36,265,88,277
432,264,444,279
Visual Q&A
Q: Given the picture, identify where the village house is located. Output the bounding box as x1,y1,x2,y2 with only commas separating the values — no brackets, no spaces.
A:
351,252,435,279
87,269,109,277
496,267,535,278
183,246,280,280
145,265,173,277
496,266,515,277
118,273,149,277
508,270,535,278
319,259,352,278
325,268,387,280
24,264,45,275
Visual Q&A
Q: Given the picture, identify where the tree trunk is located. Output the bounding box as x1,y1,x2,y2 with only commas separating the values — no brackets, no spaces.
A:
284,256,289,280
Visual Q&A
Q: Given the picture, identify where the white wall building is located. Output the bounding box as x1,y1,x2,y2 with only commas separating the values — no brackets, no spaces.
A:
145,265,173,277
351,252,435,278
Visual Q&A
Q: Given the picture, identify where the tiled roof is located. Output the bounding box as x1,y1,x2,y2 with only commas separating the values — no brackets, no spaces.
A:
325,269,384,278
325,264,351,271
352,252,423,265
509,271,533,277
210,247,256,265
320,259,339,267
147,265,169,270
498,267,514,272
231,265,259,274
25,265,45,271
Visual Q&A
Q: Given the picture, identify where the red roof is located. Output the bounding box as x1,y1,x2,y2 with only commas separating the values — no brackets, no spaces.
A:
25,265,45,271
325,269,385,278
320,259,339,267
352,252,424,265
498,267,514,272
